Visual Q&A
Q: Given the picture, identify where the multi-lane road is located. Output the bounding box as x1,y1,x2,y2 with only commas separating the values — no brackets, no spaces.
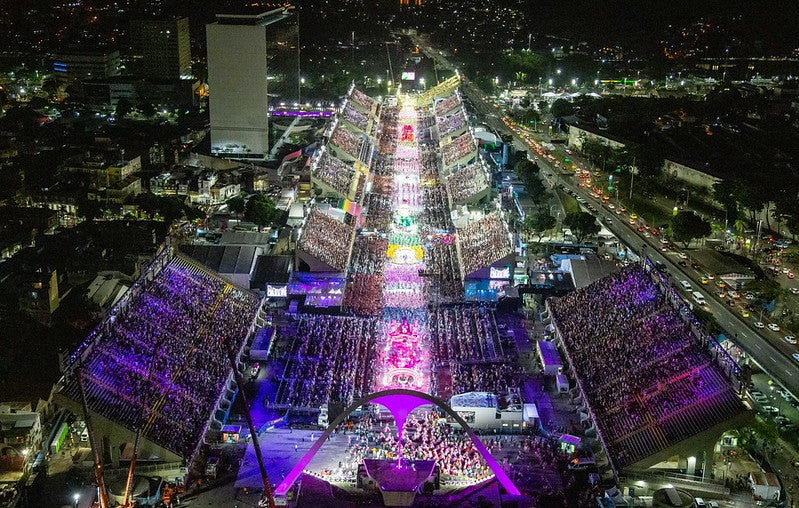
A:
409,33,799,397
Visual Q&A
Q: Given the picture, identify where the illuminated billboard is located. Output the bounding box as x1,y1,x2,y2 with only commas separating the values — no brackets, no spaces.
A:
490,266,511,279
401,71,416,81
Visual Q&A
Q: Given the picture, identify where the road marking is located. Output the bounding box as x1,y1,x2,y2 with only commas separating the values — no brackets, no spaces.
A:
787,370,794,377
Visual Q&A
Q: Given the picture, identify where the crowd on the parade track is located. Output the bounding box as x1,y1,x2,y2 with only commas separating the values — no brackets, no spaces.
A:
278,315,379,408
344,411,491,479
458,213,513,276
298,209,354,272
67,257,260,457
549,266,742,467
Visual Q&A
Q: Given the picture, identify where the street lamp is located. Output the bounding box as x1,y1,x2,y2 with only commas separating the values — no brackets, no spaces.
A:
73,493,80,508
556,68,561,75
571,78,577,86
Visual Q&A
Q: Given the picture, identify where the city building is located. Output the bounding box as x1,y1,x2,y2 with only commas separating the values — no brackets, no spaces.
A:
0,402,42,474
206,8,298,160
51,49,122,80
129,17,191,80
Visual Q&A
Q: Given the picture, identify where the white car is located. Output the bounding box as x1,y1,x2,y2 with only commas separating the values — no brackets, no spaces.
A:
791,287,799,295
678,252,688,259
784,335,797,345
680,280,692,291
660,238,669,244
754,321,765,329
793,353,799,362
767,323,781,332
762,405,780,414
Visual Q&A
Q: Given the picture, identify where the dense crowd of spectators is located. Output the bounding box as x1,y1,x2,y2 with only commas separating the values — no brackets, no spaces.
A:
344,274,384,316
342,103,369,131
419,185,453,231
549,266,744,468
434,94,461,117
364,193,393,231
330,125,365,161
424,235,463,302
297,208,354,272
277,315,378,408
441,132,476,166
312,152,360,197
349,86,376,112
446,162,489,203
457,213,513,276
437,111,466,139
349,236,388,275
429,305,503,363
343,411,492,479
64,255,261,458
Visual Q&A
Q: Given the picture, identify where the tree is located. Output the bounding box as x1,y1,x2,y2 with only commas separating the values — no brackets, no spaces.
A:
671,211,711,248
564,212,600,243
137,101,156,117
712,179,740,226
550,98,574,118
77,198,103,220
523,211,556,242
227,195,245,216
115,98,133,119
41,77,59,98
244,193,279,230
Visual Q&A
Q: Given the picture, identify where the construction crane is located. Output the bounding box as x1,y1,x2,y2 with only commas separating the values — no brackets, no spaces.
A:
75,366,110,508
121,428,141,507
225,339,276,508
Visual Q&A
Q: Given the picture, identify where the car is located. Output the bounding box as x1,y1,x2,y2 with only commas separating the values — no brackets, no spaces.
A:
729,291,740,299
767,323,780,332
680,280,693,291
605,217,613,224
776,388,791,400
677,252,688,259
782,267,790,274
745,292,755,300
700,276,709,284
740,308,750,318
629,213,638,220
715,280,726,288
727,299,736,306
706,274,715,280
761,405,780,414
791,287,799,295
629,218,636,225
660,237,669,244
608,203,615,209
691,263,701,270
754,321,765,329
784,335,797,345
678,260,688,267
644,232,651,238
637,226,646,232
794,353,799,362
660,246,669,252
250,362,261,377
615,209,622,215
774,415,791,426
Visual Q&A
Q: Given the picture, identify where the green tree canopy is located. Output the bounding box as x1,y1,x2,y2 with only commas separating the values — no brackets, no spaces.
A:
227,195,245,216
244,193,280,229
523,211,557,242
671,210,711,248
565,211,600,243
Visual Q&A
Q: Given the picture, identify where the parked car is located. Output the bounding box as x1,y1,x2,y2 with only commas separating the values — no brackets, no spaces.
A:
767,323,780,332
754,321,765,329
784,335,797,345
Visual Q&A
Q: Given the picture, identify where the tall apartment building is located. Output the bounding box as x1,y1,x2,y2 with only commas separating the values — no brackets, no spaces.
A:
130,17,192,80
206,7,298,160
